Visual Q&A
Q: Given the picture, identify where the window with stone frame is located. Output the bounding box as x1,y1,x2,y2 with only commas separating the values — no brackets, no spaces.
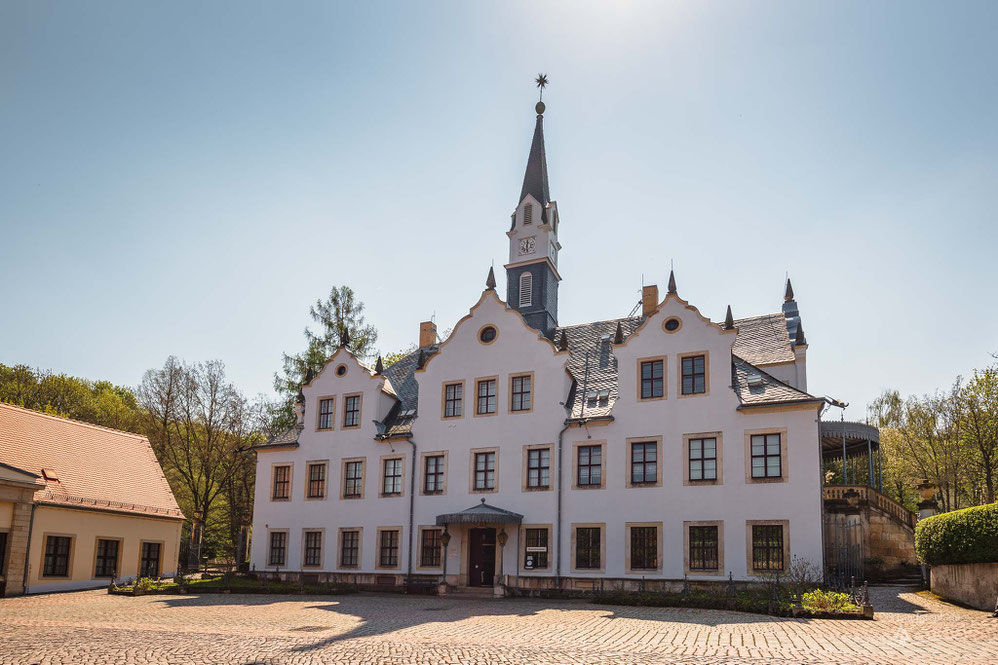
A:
688,437,717,481
640,359,664,399
630,526,658,570
474,451,496,490
343,395,361,428
272,464,291,500
424,455,445,494
382,458,403,495
511,375,532,411
340,530,359,567
751,433,782,479
307,462,326,498
43,535,71,577
318,398,334,430
344,460,363,497
140,542,161,578
94,539,119,578
268,531,286,566
303,531,323,567
752,525,785,571
420,529,442,567
524,528,548,569
379,529,400,568
575,527,601,569
443,383,463,418
681,354,706,395
689,525,719,570
630,441,658,485
476,379,497,415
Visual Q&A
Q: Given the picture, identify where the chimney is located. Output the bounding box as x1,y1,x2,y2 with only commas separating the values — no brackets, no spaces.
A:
419,320,437,348
641,285,659,317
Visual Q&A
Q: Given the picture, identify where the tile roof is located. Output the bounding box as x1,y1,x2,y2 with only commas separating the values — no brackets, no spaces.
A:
555,316,644,419
731,355,819,407
0,402,184,519
732,313,796,365
251,424,302,450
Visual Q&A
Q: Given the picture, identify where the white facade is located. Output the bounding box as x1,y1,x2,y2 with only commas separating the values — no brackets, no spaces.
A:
250,103,826,592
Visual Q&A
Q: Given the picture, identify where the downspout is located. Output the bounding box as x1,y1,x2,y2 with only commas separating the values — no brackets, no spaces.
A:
405,435,417,583
554,420,571,588
22,503,37,595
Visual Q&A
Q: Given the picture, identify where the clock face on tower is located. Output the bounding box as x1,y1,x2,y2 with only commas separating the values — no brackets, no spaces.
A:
518,236,536,255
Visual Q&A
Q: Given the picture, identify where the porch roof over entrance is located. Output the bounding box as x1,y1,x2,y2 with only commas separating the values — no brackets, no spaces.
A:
436,498,524,526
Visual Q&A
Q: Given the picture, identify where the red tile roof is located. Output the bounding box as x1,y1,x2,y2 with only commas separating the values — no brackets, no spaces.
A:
0,402,183,519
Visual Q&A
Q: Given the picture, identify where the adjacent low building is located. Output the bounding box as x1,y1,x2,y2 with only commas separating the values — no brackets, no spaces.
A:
250,100,831,592
0,402,184,595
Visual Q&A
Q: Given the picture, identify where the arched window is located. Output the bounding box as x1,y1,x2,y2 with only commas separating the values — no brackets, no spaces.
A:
519,272,533,307
523,204,533,225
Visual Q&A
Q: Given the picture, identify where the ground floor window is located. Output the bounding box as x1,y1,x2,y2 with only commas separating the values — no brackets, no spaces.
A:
420,529,442,567
268,532,287,567
340,530,359,568
94,538,120,578
379,529,400,568
303,531,323,567
689,525,719,571
752,524,785,571
524,528,548,569
140,542,162,578
575,527,601,570
629,526,657,570
43,535,71,577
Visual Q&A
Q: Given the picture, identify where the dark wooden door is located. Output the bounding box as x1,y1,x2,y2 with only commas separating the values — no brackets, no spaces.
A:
468,528,496,586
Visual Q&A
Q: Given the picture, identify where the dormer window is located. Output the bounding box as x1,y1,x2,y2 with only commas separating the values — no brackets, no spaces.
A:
519,273,533,307
523,204,533,225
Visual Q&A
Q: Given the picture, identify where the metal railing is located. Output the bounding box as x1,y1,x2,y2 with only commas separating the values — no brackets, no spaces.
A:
823,485,917,530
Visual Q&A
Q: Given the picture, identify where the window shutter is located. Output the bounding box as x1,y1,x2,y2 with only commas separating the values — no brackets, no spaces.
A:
519,273,533,307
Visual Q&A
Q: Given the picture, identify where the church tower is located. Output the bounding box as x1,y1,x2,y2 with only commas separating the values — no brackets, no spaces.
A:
506,93,562,338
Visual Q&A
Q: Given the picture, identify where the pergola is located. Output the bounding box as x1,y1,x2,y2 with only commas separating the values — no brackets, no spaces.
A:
820,420,882,492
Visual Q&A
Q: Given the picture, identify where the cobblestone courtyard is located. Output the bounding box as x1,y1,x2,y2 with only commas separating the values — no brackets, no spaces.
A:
1,586,995,664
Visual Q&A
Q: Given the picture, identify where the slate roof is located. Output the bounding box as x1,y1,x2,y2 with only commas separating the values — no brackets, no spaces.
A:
436,499,524,525
555,316,644,419
731,355,819,408
519,113,550,208
250,424,302,450
732,313,796,365
378,345,438,438
0,402,184,519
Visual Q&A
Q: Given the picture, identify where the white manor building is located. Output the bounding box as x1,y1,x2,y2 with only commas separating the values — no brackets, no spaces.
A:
250,100,828,593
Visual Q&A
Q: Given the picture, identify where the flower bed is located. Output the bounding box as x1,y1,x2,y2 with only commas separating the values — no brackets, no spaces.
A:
109,575,358,596
592,587,870,620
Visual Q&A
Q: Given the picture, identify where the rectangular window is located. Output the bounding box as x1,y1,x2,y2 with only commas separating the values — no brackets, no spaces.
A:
307,462,326,498
524,528,548,569
318,398,334,430
511,375,532,411
519,273,533,307
575,527,601,570
420,529,442,567
640,360,664,399
630,526,658,571
424,455,445,494
751,433,782,479
474,451,496,490
630,441,658,485
303,531,323,567
43,535,71,577
476,379,497,415
689,437,717,481
343,395,360,428
443,383,463,418
577,445,602,487
268,532,287,567
689,526,719,570
382,458,403,495
526,448,550,488
272,465,291,500
140,542,161,578
379,529,400,567
752,525,785,571
344,460,363,498
340,530,359,568
681,354,706,395
94,539,119,578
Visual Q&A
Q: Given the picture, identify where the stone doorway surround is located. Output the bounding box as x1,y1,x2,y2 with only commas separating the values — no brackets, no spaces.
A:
0,462,45,596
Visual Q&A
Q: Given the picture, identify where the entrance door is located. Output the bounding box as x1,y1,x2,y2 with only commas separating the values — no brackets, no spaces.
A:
468,527,496,587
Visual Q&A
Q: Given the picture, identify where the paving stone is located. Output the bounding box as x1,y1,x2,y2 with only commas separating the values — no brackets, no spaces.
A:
0,586,994,664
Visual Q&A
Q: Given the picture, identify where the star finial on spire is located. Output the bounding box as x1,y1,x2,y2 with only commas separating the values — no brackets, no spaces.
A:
534,73,548,114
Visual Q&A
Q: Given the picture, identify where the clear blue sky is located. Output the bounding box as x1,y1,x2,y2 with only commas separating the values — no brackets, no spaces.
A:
2,1,996,419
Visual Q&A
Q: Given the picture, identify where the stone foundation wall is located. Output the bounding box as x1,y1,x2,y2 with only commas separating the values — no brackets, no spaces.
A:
931,562,998,611
866,510,916,567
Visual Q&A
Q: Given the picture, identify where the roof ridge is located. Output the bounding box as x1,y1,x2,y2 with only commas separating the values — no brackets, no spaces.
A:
557,315,643,331
732,312,784,323
0,401,149,441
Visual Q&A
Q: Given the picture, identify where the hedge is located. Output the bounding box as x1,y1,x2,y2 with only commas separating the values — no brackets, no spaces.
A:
915,501,998,566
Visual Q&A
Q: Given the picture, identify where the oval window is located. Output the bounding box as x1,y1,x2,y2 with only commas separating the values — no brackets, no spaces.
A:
336,364,347,377
479,326,498,344
663,318,681,332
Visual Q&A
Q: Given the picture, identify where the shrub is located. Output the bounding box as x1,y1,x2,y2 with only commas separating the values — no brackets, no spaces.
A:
915,502,998,565
801,590,859,613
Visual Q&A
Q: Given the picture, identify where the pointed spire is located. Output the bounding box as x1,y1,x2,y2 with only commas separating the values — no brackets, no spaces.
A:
558,330,569,351
485,266,496,290
613,321,624,345
339,327,350,347
303,366,315,384
724,305,734,330
374,356,384,374
416,349,426,370
519,99,550,207
667,269,677,295
295,388,305,404
784,278,795,302
794,322,807,346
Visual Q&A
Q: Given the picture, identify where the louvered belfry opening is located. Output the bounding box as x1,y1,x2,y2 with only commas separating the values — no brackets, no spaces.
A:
519,272,533,307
